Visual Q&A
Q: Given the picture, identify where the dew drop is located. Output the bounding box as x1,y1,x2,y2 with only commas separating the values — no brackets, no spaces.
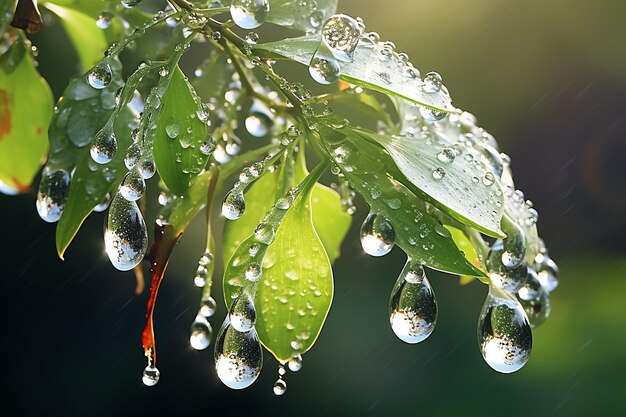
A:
87,61,113,89
288,354,302,372
190,314,213,350
124,143,141,170
229,294,256,332
486,239,528,295
139,158,156,179
119,170,145,202
222,191,246,220
230,0,270,29
142,364,160,387
432,167,446,180
478,286,532,373
517,268,551,328
90,127,117,164
534,253,559,292
200,296,217,318
422,71,442,93
245,263,262,282
245,113,272,137
437,148,456,163
104,193,148,271
96,12,112,30
273,378,287,396
36,168,70,223
309,52,340,85
200,137,216,155
389,262,438,344
254,222,275,245
215,318,263,389
360,212,395,257
165,124,180,139
321,14,361,61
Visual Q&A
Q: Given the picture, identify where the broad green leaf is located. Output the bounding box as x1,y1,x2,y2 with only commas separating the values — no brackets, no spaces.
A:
321,128,483,277
0,42,52,191
152,67,210,195
255,35,454,112
44,3,108,73
224,164,333,361
355,130,505,238
55,108,138,258
0,0,17,35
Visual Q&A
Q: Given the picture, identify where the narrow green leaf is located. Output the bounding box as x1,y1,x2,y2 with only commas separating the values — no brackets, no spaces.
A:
322,128,484,277
55,107,138,258
167,168,217,234
0,42,52,191
224,164,333,361
255,35,454,112
44,3,108,73
152,67,210,195
444,225,487,285
356,130,505,238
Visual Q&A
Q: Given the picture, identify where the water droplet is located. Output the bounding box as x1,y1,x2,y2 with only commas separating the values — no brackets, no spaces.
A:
483,172,496,187
432,167,446,180
124,143,141,170
139,158,156,179
166,124,180,139
200,137,216,155
90,127,117,164
190,314,213,350
122,0,143,8
288,354,302,372
534,253,558,292
245,263,262,282
96,12,112,30
222,191,246,220
159,67,169,77
309,52,340,84
273,378,287,396
229,294,256,332
487,239,527,294
87,61,113,89
230,0,270,29
119,170,145,202
478,286,532,373
321,14,361,61
215,318,263,389
517,268,551,328
254,223,275,245
194,265,208,287
245,113,272,137
360,212,395,257
437,148,456,163
104,193,148,271
420,106,447,123
389,262,438,344
200,296,217,317
36,168,70,223
142,364,160,386
423,71,442,93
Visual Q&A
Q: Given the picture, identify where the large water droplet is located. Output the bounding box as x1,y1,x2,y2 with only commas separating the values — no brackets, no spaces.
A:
124,143,141,170
222,191,246,220
104,193,148,271
142,364,160,386
321,14,361,61
229,294,256,332
87,61,113,89
517,268,551,328
389,262,438,344
478,286,532,373
422,71,442,93
214,318,263,389
36,168,70,223
487,239,528,294
245,112,272,137
288,354,302,372
360,212,395,256
190,314,213,350
119,170,145,202
230,0,269,29
534,253,559,292
309,51,340,85
200,296,217,318
90,127,117,164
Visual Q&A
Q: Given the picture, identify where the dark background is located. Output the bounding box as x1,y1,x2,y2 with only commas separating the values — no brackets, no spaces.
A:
1,0,625,416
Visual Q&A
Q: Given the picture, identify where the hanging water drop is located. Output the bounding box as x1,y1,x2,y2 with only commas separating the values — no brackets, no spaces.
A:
229,294,257,332
321,14,361,61
534,253,559,292
222,191,246,220
194,265,208,287
486,239,528,294
517,268,551,328
87,61,113,89
90,126,117,164
360,212,395,256
96,12,112,30
124,143,141,170
104,193,148,271
200,296,217,318
309,52,340,85
139,158,156,179
389,261,438,344
273,365,287,396
36,168,70,223
230,0,270,30
478,286,532,373
142,363,160,386
288,354,302,372
190,314,213,350
119,170,145,202
214,318,263,389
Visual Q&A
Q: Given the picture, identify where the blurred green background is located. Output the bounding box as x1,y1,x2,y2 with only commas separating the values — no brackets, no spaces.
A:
1,0,625,416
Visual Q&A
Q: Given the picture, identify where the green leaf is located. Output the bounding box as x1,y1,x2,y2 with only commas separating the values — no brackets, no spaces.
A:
192,51,231,101
55,107,138,258
0,0,17,35
321,127,484,277
224,164,333,361
0,41,52,191
152,66,210,195
44,3,108,73
444,225,487,285
167,168,217,234
255,35,454,112
356,130,505,238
